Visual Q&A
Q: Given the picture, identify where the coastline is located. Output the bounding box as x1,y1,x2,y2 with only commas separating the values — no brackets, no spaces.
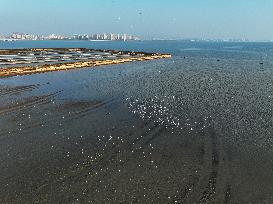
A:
1,41,273,203
0,48,171,78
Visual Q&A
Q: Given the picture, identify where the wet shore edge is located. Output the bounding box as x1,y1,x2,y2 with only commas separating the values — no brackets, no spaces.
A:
0,48,171,78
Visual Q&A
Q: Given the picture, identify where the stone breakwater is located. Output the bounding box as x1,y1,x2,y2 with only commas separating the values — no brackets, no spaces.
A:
0,52,171,78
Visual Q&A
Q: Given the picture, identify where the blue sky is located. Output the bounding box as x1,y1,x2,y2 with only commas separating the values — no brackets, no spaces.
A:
0,0,273,40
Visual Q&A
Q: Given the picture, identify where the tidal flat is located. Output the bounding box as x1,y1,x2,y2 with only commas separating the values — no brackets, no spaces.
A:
1,40,273,203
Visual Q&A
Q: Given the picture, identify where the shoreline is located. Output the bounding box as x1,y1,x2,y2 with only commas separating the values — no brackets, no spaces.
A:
0,48,171,78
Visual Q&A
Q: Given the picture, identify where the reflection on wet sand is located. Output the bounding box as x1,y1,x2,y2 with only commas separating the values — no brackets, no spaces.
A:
0,84,214,203
1,42,273,203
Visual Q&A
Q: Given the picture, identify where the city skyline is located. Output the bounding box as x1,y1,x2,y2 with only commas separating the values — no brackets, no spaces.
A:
0,32,140,41
1,0,273,41
1,31,269,42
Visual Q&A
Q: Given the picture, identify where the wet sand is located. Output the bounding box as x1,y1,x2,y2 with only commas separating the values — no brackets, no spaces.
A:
0,83,224,204
1,44,273,203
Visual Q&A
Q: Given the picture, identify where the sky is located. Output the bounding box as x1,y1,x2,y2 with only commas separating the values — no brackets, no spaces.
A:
0,0,273,40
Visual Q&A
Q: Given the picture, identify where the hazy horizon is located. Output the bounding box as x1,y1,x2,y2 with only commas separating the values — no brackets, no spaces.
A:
1,0,273,41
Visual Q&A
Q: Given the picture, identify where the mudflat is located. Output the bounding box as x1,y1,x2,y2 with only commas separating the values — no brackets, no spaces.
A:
1,41,273,203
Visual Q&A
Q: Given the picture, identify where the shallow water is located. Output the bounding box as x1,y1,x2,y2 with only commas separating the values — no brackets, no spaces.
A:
1,40,273,203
